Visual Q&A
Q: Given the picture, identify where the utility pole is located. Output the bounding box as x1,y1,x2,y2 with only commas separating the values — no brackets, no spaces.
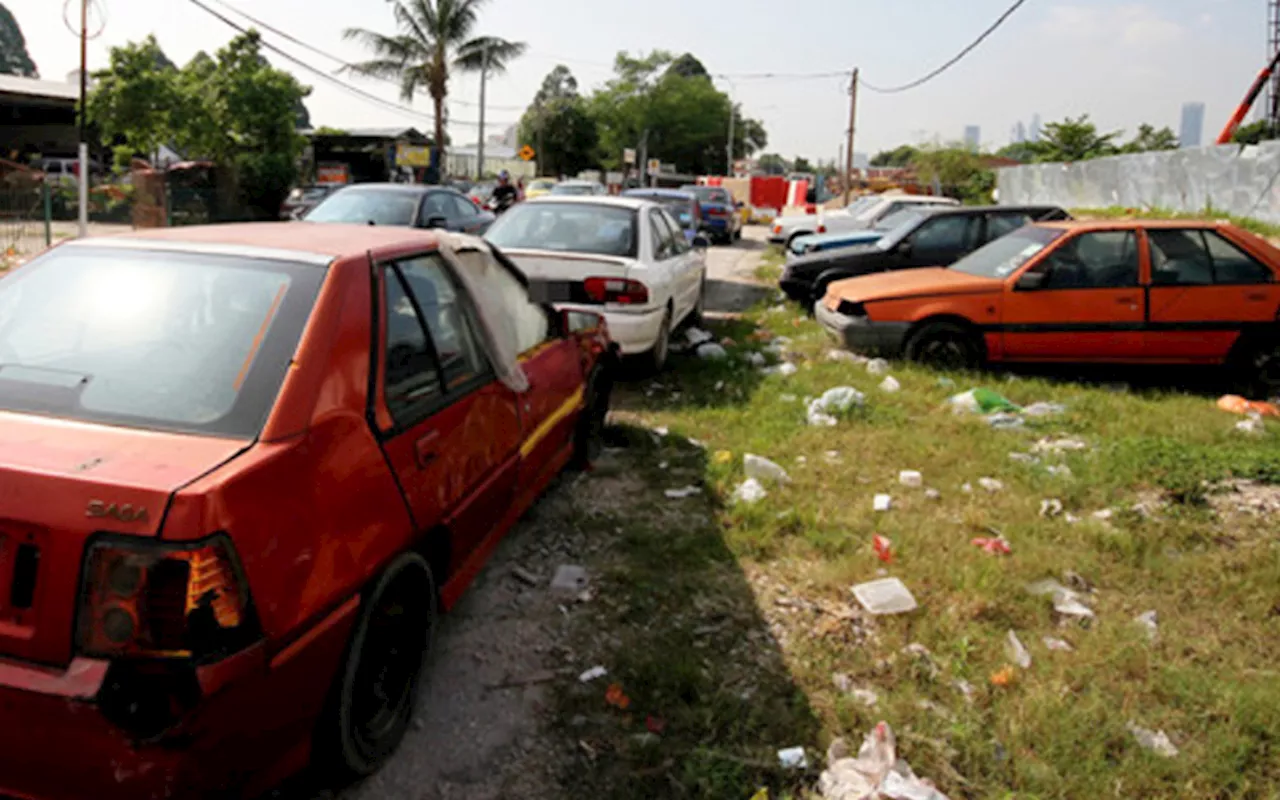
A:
843,68,858,206
726,102,735,177
476,46,488,180
637,129,649,189
78,0,89,237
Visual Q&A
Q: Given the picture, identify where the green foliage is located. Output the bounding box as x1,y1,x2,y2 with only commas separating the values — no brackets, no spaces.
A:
1232,120,1279,145
87,36,179,165
343,0,525,164
1075,205,1280,240
665,53,710,80
1037,114,1122,162
994,141,1042,163
1122,124,1179,153
0,2,36,77
870,144,918,167
519,67,598,178
911,144,995,204
312,126,349,136
756,153,787,175
791,157,814,174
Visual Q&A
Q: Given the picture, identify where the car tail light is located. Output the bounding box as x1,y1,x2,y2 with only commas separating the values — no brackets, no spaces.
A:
583,277,649,305
772,224,783,234
77,535,258,662
816,225,827,234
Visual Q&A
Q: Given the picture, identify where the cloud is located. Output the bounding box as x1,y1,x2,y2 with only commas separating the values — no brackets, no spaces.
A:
1043,4,1185,49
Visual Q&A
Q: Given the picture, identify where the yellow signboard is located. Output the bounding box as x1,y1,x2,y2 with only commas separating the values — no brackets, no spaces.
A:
519,145,536,162
395,142,431,168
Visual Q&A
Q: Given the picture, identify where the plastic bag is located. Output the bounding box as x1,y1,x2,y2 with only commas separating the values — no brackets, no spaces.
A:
866,358,890,376
852,578,918,615
879,376,901,393
732,478,768,505
744,454,791,485
1218,394,1280,418
1005,630,1032,668
949,388,1021,414
696,342,728,360
807,386,866,426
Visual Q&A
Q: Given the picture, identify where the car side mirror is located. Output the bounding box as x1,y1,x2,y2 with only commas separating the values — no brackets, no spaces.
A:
1016,271,1047,291
560,308,605,335
424,215,448,229
692,235,710,250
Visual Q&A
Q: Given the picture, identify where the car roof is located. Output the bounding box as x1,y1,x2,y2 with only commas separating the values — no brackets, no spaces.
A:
557,179,602,186
66,221,446,262
1035,218,1230,232
879,195,956,204
624,188,694,199
332,183,455,195
526,195,649,210
923,205,1065,217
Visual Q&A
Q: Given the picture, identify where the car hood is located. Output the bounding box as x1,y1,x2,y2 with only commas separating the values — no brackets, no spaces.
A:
786,244,886,276
824,268,1002,309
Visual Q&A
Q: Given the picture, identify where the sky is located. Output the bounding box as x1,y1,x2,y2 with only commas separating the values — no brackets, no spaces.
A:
9,0,1268,161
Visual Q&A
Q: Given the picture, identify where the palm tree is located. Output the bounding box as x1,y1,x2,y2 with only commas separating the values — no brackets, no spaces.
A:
343,0,524,167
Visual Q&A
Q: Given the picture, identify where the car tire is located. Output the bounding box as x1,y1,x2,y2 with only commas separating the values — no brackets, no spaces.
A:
1230,334,1280,399
905,321,984,371
319,553,436,780
809,271,854,313
687,275,707,327
639,305,673,375
785,231,811,250
571,365,614,469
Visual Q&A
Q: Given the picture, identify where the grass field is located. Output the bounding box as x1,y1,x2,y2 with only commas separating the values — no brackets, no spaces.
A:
553,255,1280,798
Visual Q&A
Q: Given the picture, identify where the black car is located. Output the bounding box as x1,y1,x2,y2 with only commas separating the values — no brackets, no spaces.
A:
779,205,1071,305
279,185,337,219
302,183,496,235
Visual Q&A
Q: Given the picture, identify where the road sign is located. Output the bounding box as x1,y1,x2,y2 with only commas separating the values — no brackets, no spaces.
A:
518,145,536,162
647,158,661,176
394,143,431,168
623,148,636,164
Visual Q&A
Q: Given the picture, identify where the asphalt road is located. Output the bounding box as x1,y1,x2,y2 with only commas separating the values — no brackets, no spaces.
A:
702,224,775,315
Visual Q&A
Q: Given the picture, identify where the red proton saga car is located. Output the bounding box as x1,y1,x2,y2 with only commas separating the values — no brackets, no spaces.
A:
0,224,614,799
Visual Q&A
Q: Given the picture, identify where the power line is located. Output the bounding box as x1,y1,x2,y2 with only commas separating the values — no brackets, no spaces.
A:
860,0,1029,94
186,0,519,127
714,70,851,81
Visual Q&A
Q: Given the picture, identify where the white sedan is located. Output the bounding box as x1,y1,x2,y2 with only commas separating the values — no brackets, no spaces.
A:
768,193,958,247
485,196,707,372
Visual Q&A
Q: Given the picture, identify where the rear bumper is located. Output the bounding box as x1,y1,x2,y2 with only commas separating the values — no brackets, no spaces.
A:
558,303,666,355
815,302,911,357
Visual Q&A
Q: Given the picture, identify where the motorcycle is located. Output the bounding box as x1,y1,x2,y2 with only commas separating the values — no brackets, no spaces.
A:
485,191,518,216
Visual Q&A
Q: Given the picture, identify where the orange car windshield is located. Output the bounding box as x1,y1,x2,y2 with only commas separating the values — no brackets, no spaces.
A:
950,226,1065,279
0,246,323,437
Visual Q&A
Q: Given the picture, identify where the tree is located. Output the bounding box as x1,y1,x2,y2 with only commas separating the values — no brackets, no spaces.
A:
870,145,918,168
343,0,525,166
911,144,995,204
0,2,37,77
1037,115,1121,162
1232,120,1278,146
756,153,787,175
87,36,180,169
519,66,597,178
666,53,710,80
792,157,815,174
1123,123,1178,153
994,141,1045,164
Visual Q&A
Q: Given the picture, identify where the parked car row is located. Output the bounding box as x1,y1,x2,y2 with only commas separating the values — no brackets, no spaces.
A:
769,193,958,248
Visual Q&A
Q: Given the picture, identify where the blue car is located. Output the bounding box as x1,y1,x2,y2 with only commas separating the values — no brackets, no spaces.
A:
681,185,742,244
786,208,927,262
622,188,704,242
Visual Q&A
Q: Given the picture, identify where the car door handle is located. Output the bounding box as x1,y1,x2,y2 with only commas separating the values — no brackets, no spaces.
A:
1246,292,1268,302
415,431,441,468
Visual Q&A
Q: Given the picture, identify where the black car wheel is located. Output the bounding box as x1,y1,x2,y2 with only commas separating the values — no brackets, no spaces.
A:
572,366,614,469
905,321,983,371
1231,334,1280,399
321,554,435,779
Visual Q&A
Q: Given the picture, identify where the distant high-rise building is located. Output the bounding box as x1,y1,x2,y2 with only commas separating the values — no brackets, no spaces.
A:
1012,121,1027,144
964,125,981,150
1029,113,1042,143
1179,102,1206,149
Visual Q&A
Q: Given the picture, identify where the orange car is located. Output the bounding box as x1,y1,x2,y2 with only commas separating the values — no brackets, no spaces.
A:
817,219,1280,392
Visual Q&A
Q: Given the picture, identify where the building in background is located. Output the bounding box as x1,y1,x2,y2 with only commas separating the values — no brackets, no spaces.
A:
1179,102,1206,149
1011,121,1027,144
1029,113,1042,143
964,125,981,150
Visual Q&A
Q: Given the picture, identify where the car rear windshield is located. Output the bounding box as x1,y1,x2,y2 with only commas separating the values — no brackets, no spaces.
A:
949,226,1066,279
686,187,730,204
485,202,637,258
550,184,596,196
305,188,418,226
0,245,324,438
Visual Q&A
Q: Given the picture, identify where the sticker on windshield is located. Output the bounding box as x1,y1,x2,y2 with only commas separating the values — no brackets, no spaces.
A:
994,244,1046,277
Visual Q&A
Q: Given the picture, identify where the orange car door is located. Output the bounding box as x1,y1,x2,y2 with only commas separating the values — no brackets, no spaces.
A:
1002,230,1145,361
1146,228,1280,362
376,255,521,571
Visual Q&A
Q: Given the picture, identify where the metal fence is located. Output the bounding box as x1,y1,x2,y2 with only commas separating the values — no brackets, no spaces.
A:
0,159,51,268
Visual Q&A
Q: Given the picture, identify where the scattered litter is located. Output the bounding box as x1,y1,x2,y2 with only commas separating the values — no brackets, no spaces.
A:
873,494,893,512
714,450,734,466
826,349,865,364
732,478,768,505
1023,402,1067,417
990,666,1016,687
777,746,808,770
987,413,1026,430
1027,579,1095,619
916,699,955,721
948,388,1020,415
749,789,769,800
1033,437,1088,454
1217,394,1280,418
1009,452,1039,465
746,351,767,367
510,566,540,587
902,643,939,678
1005,630,1032,669
551,565,590,595
1092,509,1114,522
952,678,975,703
745,453,791,485
978,477,1004,493
714,380,725,391
605,683,631,709
770,362,799,377
960,483,973,494
696,342,728,360
1236,415,1266,435
852,577,918,615
1046,464,1074,479
873,534,893,563
578,666,607,683
1042,636,1074,652
924,488,941,500
971,536,1012,555
819,722,952,800
879,376,901,393
1128,722,1179,758
686,327,714,346
664,486,701,499
780,393,798,402
646,715,665,734
866,358,890,376
1039,498,1064,518
795,456,808,465
1134,610,1159,641
851,688,880,708
824,451,843,464
652,426,669,437
937,377,956,389
807,386,866,426
687,437,706,450
899,470,923,488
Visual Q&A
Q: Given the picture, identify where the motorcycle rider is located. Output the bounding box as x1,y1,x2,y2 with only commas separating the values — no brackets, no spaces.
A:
490,170,518,213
